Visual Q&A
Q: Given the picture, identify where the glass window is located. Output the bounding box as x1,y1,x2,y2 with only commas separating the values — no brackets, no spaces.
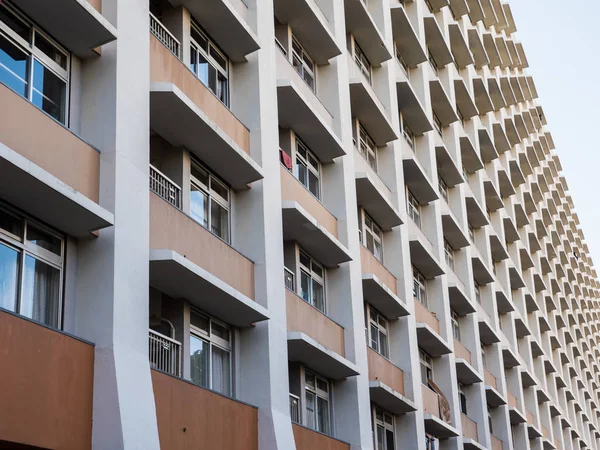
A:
402,120,415,151
458,382,467,414
407,189,421,229
190,310,232,396
361,211,383,262
474,281,481,304
374,407,395,450
413,266,427,308
444,239,454,271
425,435,437,450
451,309,460,341
189,22,229,106
0,3,69,124
354,41,371,84
419,349,433,385
190,159,230,243
299,250,325,313
295,138,320,199
291,36,315,92
367,306,389,358
395,42,409,78
0,204,63,328
433,113,442,136
356,123,377,171
438,176,448,202
304,370,330,435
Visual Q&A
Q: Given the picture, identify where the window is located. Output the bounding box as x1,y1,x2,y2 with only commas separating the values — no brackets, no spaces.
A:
0,205,63,328
402,121,415,151
0,2,69,123
190,22,229,106
488,409,493,434
407,189,421,229
425,435,437,450
481,343,487,367
413,266,427,308
299,250,325,313
373,407,395,450
428,49,438,75
419,348,433,385
433,113,442,136
474,281,481,304
468,222,475,242
462,165,469,182
367,306,389,358
189,311,232,396
356,123,378,171
305,370,330,435
458,382,467,414
438,176,448,202
292,36,315,92
444,240,454,271
295,138,320,199
395,42,409,78
361,211,383,262
189,159,230,243
451,309,460,341
354,41,372,84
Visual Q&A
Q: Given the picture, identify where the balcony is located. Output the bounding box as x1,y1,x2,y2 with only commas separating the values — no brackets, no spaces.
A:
361,246,409,319
390,4,427,67
440,202,470,251
484,368,506,406
166,0,258,62
454,78,479,119
424,16,454,69
276,50,345,162
344,0,391,66
274,0,340,64
467,29,489,68
149,191,268,327
367,348,416,413
286,289,358,380
508,392,527,424
455,339,482,385
396,62,433,136
152,370,258,449
0,83,113,237
11,0,116,58
149,329,182,377
461,414,480,449
408,221,445,280
0,309,94,449
422,384,459,438
415,300,452,357
429,79,459,127
149,34,263,189
280,167,351,268
355,172,402,231
473,77,494,114
293,423,350,450
526,410,543,439
449,24,474,68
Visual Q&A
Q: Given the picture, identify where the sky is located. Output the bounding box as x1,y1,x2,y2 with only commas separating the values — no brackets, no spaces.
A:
508,0,600,269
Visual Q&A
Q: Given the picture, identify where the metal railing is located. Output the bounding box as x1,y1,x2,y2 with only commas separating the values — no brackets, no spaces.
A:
149,329,182,377
150,165,182,209
150,12,181,58
289,393,301,424
275,38,287,56
284,267,295,291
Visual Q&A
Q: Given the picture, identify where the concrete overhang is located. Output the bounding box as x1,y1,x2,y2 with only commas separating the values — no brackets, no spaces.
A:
466,0,485,23
282,201,351,268
391,5,427,67
513,113,528,139
483,178,503,211
480,0,497,28
460,135,484,173
362,275,410,320
424,16,454,68
417,324,452,357
478,127,499,163
430,80,459,127
402,155,439,205
344,0,392,66
482,33,501,67
10,0,117,58
485,385,506,407
502,215,519,243
472,77,494,114
449,279,476,316
495,287,514,314
487,77,506,110
509,77,524,103
528,423,543,439
463,439,487,450
449,0,469,18
277,81,345,163
149,249,268,328
478,317,500,345
492,122,511,154
356,173,402,231
509,159,526,186
369,381,417,414
456,359,483,385
489,232,509,262
408,223,445,279
287,332,359,380
449,24,474,68
499,77,517,106
349,78,398,146
436,144,464,188
150,83,264,189
454,79,479,119
467,28,489,68
274,0,341,64
504,117,521,147
502,347,520,368
494,36,512,68
497,168,515,197
396,79,433,136
465,195,489,228
424,414,460,439
440,203,470,250
509,265,526,289
0,143,113,238
509,406,527,425
167,0,259,62
520,368,537,388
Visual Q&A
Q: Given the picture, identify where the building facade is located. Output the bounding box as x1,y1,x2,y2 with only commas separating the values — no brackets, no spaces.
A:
0,0,598,449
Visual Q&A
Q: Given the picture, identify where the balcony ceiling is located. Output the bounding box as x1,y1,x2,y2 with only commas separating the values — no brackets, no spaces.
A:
362,275,409,320
424,414,460,439
349,79,398,146
396,80,433,136
430,80,459,127
369,381,416,414
355,173,402,231
344,0,392,66
416,324,452,357
390,5,427,67
456,359,483,385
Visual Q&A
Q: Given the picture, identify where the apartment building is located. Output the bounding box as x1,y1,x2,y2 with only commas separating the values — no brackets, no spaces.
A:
0,0,598,449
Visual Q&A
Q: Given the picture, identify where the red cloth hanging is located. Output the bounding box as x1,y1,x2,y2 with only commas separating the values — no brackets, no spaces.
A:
280,148,293,170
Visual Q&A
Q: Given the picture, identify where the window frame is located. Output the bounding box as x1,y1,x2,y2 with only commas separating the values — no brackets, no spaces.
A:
432,112,443,136
458,382,467,415
401,119,415,151
353,40,372,85
295,137,321,200
474,280,481,304
444,239,454,271
413,266,427,308
407,189,421,229
367,305,389,358
356,122,378,171
189,157,231,243
291,35,316,92
0,202,65,328
451,309,460,341
189,20,229,106
298,249,326,314
373,406,395,450
360,209,384,263
303,369,331,435
0,2,70,124
419,348,434,386
438,176,448,202
189,309,233,396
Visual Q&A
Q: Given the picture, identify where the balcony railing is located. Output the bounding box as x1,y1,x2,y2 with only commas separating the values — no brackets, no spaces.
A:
150,12,180,58
149,329,182,377
150,165,182,209
284,267,295,291
289,393,301,424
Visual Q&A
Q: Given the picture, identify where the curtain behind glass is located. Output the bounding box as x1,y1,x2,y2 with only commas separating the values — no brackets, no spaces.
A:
211,346,231,396
0,243,19,312
21,255,59,327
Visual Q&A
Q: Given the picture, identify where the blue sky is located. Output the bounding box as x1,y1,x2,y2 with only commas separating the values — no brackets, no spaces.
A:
509,0,600,269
